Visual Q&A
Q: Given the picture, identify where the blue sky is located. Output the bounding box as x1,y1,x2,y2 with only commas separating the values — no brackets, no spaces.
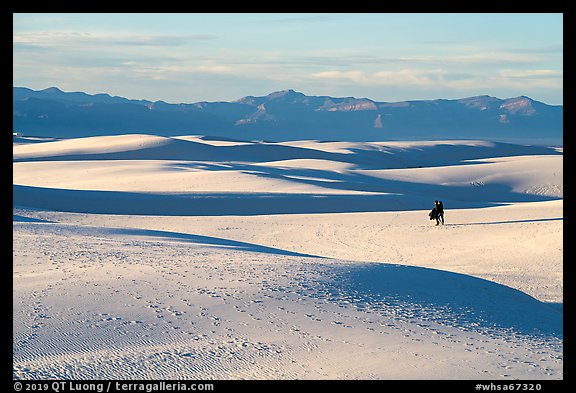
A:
13,13,563,105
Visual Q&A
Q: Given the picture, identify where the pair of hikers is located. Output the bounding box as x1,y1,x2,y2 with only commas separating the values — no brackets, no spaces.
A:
429,200,444,225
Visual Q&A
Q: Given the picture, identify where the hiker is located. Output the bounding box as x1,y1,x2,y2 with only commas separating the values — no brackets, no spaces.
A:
429,204,438,223
434,200,444,225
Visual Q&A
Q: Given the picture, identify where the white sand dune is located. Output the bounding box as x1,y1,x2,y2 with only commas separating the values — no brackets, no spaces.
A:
12,160,367,194
13,134,173,159
13,134,563,380
355,155,563,198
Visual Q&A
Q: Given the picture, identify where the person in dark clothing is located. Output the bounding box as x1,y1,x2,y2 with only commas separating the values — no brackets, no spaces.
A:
434,200,444,225
429,206,438,222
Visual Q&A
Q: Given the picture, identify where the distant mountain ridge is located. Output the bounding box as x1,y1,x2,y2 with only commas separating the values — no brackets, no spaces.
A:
13,87,563,144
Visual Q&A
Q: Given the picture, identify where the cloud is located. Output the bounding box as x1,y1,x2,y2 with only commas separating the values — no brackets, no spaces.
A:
313,70,367,83
498,69,563,79
507,44,563,54
442,52,555,66
222,48,555,69
312,69,452,86
309,67,562,92
127,64,237,80
13,31,217,49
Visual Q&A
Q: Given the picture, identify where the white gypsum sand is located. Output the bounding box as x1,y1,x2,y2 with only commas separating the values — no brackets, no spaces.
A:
13,135,563,380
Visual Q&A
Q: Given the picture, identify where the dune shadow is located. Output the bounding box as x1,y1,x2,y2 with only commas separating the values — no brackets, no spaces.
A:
14,138,561,171
13,218,321,258
346,142,561,170
14,178,558,217
12,138,345,164
102,226,321,258
14,138,561,214
321,263,563,339
12,214,54,223
171,161,560,204
14,184,497,216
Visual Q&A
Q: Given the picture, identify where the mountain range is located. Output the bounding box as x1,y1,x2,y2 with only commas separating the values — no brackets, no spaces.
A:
13,87,563,144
